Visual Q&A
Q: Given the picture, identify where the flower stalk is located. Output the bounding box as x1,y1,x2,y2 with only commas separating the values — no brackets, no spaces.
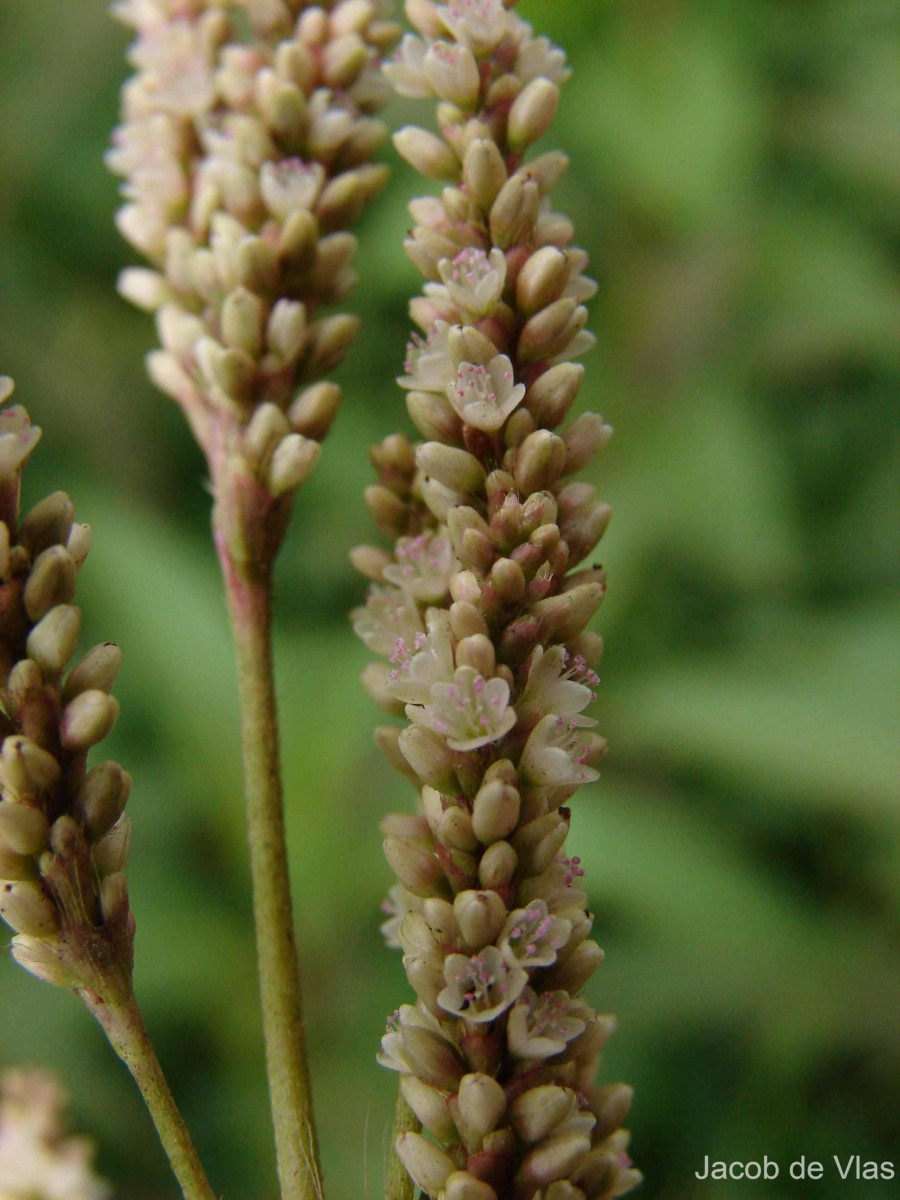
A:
0,379,215,1200
108,3,401,1195
354,2,641,1196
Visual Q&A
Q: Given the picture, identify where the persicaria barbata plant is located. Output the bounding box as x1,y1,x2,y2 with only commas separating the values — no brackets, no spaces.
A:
352,1,640,1197
0,2,640,1198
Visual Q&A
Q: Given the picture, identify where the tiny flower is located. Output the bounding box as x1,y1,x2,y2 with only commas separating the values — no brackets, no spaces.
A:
382,530,456,603
437,0,509,57
519,713,602,788
399,321,454,392
446,356,525,433
383,33,431,98
507,987,586,1059
516,36,570,86
388,609,455,705
129,20,217,117
498,900,572,970
413,665,517,751
519,644,599,726
259,159,326,221
437,247,506,317
423,40,481,109
437,946,527,1022
352,586,424,657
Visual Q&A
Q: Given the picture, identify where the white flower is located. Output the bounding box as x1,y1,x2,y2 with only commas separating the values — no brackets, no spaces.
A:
437,0,509,56
380,884,423,949
423,41,481,108
388,609,455,706
498,900,572,969
382,530,456,603
446,356,525,433
352,586,423,657
437,947,528,1023
383,34,431,98
260,159,326,220
516,35,570,86
507,988,586,1059
129,20,217,117
437,248,506,317
412,665,516,751
519,713,601,788
399,321,454,392
520,645,599,726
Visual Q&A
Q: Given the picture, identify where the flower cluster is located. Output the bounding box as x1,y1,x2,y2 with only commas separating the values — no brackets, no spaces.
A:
0,1067,110,1200
0,380,134,998
109,0,400,562
353,2,639,1197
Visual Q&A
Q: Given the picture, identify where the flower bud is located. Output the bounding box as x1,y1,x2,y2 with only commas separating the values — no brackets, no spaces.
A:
508,78,560,153
62,643,122,702
489,173,540,248
453,889,506,949
288,381,342,440
514,430,567,494
542,940,605,994
10,934,76,988
532,582,605,644
395,1132,455,1196
424,41,480,108
74,761,131,843
401,1025,465,1090
27,605,81,675
463,138,507,212
562,412,612,475
60,690,119,752
400,1076,457,1143
196,337,256,404
267,301,308,366
0,879,59,938
513,812,569,876
221,287,264,358
557,484,613,566
394,126,459,180
416,443,485,494
471,778,520,844
456,1073,507,1141
1,736,61,795
399,726,457,790
100,871,130,925
511,1086,576,1143
514,1132,592,1192
516,246,569,315
445,1173,498,1200
525,362,584,428
91,816,131,877
267,434,321,495
245,404,291,470
384,835,447,897
437,806,478,853
23,546,77,621
591,1082,634,1140
477,840,517,889
407,389,462,443
0,801,48,857
20,492,73,557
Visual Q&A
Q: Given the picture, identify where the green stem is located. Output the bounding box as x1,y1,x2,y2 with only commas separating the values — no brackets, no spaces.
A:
83,986,216,1200
385,1088,418,1200
220,549,323,1200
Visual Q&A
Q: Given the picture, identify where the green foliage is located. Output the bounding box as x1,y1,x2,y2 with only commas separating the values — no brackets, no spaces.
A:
0,1,897,1196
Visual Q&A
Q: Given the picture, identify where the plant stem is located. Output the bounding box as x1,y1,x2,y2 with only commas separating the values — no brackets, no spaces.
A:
385,1088,418,1200
220,549,322,1200
83,985,216,1200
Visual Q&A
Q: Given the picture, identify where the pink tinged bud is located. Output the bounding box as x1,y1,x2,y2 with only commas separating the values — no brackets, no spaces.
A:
525,363,584,429
453,888,507,949
26,605,81,676
445,1172,498,1200
384,834,447,897
91,816,131,877
456,1072,507,1141
515,1132,593,1193
490,174,540,249
592,1082,635,1140
563,413,613,476
416,442,486,494
395,1132,455,1196
74,762,131,843
463,138,507,212
267,434,321,496
0,802,48,857
394,125,459,180
508,77,560,153
10,934,76,988
60,689,119,753
424,40,480,107
400,1076,458,1144
478,839,517,889
511,1085,577,1143
0,879,59,938
398,726,457,790
455,633,495,678
449,599,489,640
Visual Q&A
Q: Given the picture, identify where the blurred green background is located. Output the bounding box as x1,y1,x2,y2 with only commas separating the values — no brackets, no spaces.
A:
0,0,898,1197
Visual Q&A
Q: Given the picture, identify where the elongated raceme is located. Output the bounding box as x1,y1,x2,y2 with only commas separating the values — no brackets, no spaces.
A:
353,3,641,1196
0,378,133,999
109,0,400,563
